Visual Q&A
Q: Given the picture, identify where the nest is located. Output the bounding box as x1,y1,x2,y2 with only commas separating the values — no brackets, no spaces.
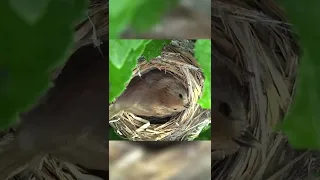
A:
109,41,211,141
211,0,315,179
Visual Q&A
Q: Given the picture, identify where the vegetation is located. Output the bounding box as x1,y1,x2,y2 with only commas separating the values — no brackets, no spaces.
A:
0,0,88,128
109,39,211,140
109,0,179,38
1,0,320,147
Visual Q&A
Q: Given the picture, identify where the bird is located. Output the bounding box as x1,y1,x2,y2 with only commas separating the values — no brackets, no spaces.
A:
0,45,109,180
211,104,260,160
109,69,189,120
209,62,261,160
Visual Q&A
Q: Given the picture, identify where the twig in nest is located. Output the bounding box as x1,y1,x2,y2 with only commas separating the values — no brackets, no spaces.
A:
87,11,104,60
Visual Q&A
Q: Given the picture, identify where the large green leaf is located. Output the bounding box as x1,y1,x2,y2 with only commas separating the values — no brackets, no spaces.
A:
0,0,88,128
109,0,178,38
279,0,320,148
109,0,145,39
131,0,179,33
9,0,51,25
194,125,211,140
195,40,211,109
143,40,171,61
109,40,147,69
109,40,151,103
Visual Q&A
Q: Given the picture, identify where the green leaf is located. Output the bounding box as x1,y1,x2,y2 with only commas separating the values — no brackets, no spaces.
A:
281,52,320,149
109,40,151,103
278,0,320,149
109,0,145,39
9,0,51,25
199,80,211,108
143,40,171,61
109,127,125,140
194,125,211,140
109,39,147,69
195,40,211,109
109,0,179,38
0,0,88,129
131,0,179,33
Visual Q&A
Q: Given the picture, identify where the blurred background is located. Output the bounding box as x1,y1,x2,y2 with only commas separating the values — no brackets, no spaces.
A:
109,0,211,39
109,141,211,180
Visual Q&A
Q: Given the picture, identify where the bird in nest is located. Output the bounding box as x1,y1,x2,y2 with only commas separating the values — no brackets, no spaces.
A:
211,65,260,160
211,107,261,160
109,69,189,122
0,46,109,180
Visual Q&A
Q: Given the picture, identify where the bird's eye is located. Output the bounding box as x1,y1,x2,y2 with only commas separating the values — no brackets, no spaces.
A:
179,94,183,99
173,108,177,111
219,102,231,117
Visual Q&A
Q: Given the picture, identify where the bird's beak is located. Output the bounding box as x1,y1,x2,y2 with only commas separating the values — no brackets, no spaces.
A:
233,131,261,149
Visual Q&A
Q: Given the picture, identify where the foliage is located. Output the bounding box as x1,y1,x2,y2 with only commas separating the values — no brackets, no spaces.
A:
109,0,179,39
194,40,211,140
109,40,172,103
195,40,211,109
194,125,211,140
109,127,125,140
0,0,88,129
143,40,171,61
109,39,170,140
278,0,320,149
109,40,150,104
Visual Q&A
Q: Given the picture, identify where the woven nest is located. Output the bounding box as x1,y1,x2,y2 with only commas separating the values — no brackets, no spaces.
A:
74,0,108,51
0,1,108,180
211,0,316,179
110,41,211,141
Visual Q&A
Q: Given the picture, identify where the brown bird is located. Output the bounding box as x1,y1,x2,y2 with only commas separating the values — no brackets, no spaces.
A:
211,108,260,160
109,69,188,119
210,63,260,160
0,45,109,180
